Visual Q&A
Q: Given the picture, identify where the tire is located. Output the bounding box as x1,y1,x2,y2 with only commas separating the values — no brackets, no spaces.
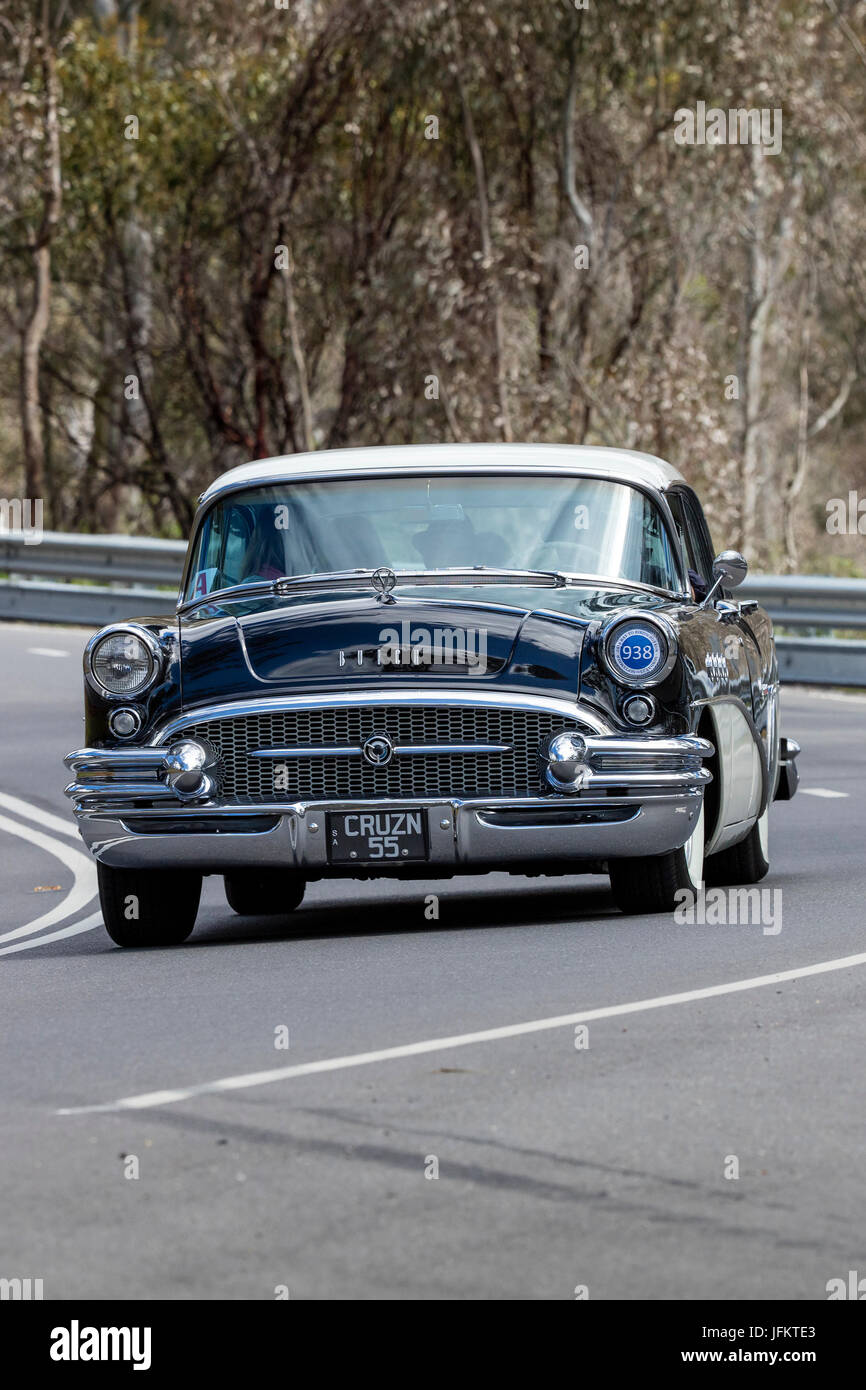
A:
224,870,306,917
97,862,201,947
704,808,769,886
609,805,704,914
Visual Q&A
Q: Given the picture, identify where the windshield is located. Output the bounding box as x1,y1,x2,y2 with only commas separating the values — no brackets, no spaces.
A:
185,474,683,600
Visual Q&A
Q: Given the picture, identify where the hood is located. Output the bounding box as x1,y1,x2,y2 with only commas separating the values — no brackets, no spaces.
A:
177,582,671,711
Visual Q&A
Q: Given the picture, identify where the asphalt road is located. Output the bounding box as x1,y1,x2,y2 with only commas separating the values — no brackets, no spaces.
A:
1,621,864,1301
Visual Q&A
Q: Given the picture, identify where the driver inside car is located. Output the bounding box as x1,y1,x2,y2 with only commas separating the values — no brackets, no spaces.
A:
240,520,288,584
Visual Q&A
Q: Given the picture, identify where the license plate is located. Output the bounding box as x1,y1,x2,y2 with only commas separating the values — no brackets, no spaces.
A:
327,809,428,863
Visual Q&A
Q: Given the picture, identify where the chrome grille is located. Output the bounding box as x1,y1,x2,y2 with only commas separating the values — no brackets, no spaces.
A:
183,705,585,802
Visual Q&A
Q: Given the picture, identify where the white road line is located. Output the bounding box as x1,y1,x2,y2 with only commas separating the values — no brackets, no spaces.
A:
801,788,849,799
0,910,102,957
57,947,866,1117
0,810,97,945
27,647,69,657
0,791,79,839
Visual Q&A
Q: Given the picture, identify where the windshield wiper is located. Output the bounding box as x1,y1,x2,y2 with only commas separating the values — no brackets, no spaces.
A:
177,565,671,617
277,566,570,598
178,565,573,614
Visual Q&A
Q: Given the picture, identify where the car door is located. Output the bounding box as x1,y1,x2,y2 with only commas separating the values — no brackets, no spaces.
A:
681,488,778,793
680,490,753,705
666,488,732,697
670,487,765,853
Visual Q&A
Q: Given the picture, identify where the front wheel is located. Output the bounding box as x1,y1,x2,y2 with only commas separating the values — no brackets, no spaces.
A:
704,808,770,886
97,863,201,947
609,805,704,914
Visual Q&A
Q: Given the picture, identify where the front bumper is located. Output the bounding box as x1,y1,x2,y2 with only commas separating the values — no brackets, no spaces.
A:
64,731,712,873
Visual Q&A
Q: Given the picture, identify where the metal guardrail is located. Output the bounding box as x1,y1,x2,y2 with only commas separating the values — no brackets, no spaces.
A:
740,573,866,629
739,574,866,687
0,525,183,625
0,530,183,624
773,636,866,687
0,531,865,685
0,530,186,586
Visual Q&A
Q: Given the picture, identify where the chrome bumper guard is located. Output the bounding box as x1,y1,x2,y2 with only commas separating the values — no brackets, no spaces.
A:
64,731,713,871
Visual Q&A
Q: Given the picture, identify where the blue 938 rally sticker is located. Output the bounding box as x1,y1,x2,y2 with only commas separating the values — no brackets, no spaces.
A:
612,625,662,676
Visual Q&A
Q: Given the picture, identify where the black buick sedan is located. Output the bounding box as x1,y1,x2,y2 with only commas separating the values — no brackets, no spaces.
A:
65,444,799,945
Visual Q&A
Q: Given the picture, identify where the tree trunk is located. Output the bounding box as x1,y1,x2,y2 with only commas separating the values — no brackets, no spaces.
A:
19,15,61,503
740,149,800,558
784,346,810,572
282,248,315,452
457,69,513,442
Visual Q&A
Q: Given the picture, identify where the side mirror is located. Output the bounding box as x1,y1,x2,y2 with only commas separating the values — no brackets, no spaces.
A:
700,550,748,608
712,550,748,589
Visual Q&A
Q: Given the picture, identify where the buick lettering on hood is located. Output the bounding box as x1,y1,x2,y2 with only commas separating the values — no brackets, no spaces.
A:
64,444,800,946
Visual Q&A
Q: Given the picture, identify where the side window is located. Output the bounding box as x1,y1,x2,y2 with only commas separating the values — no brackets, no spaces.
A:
641,498,679,590
222,510,254,584
666,494,694,580
188,510,224,599
681,491,716,588
199,511,223,570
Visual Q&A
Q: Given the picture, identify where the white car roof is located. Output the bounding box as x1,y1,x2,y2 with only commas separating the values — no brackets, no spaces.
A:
198,443,687,509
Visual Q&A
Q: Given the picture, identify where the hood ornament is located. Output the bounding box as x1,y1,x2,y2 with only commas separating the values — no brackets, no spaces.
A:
371,567,397,604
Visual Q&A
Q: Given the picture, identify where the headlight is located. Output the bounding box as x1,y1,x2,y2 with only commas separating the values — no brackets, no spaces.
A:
600,613,677,687
85,625,161,698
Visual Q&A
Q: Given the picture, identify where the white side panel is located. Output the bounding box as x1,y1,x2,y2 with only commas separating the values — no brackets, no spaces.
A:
703,701,763,856
703,703,731,857
728,704,762,823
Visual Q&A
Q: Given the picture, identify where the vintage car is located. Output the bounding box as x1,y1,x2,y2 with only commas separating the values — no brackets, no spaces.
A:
65,444,800,946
